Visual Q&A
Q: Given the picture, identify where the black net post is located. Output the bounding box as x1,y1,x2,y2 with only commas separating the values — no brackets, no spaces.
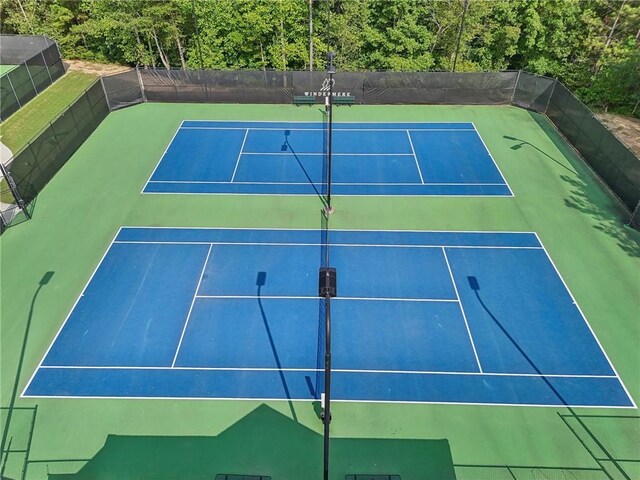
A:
318,210,337,480
324,53,336,215
322,291,332,480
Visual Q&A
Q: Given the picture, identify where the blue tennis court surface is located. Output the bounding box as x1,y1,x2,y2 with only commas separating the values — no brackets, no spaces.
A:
143,121,512,196
24,228,633,407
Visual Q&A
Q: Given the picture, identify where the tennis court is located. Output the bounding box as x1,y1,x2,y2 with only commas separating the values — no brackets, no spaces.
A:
24,227,632,408
0,64,18,76
143,121,512,196
3,100,639,480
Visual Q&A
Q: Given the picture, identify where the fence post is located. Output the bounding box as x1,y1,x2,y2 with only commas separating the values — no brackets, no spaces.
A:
23,59,39,94
510,70,522,104
0,162,30,220
628,200,640,228
55,41,66,74
41,51,54,83
5,75,22,108
544,78,557,115
136,66,147,102
99,76,111,111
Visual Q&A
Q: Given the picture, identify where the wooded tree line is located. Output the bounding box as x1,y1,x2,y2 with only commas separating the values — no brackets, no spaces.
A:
1,0,638,115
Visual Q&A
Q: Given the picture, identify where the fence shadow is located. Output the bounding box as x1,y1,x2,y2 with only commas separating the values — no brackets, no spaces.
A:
1,272,53,480
464,274,636,480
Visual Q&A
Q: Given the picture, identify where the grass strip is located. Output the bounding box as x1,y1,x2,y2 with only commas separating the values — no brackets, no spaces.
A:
0,71,98,153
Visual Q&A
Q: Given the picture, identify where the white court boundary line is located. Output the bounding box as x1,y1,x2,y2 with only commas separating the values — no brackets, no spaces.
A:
442,247,483,373
533,232,637,409
239,152,414,156
182,127,476,132
193,295,458,302
406,130,424,184
230,128,249,182
21,227,125,398
141,120,514,198
147,180,506,186
113,225,541,233
113,240,543,250
143,191,514,198
471,121,515,197
22,227,634,408
183,119,476,124
171,244,214,367
141,120,185,195
35,365,619,379
19,392,636,409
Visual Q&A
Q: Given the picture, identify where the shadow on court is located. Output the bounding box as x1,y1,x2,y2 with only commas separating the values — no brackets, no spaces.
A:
1,272,52,480
281,129,328,208
503,133,578,176
44,404,456,480
515,112,640,258
467,275,636,480
256,271,298,422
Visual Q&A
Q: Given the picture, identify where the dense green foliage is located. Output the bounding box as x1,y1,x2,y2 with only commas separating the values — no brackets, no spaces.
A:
1,0,638,115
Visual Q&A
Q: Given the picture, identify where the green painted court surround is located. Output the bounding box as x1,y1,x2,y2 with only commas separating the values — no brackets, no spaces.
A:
1,103,638,479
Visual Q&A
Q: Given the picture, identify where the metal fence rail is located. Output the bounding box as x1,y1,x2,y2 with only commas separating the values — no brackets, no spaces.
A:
545,80,640,213
0,35,66,121
99,68,638,219
1,80,109,230
2,68,638,231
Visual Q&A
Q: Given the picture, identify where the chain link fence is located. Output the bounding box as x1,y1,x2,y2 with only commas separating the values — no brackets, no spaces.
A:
101,69,144,110
0,80,109,230
0,35,65,121
2,68,638,230
98,68,639,222
544,79,640,214
102,69,520,107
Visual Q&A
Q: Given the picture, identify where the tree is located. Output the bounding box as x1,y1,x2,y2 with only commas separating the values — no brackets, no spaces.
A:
1,0,637,115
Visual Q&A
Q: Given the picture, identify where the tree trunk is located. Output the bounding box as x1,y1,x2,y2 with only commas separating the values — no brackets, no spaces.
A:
175,31,186,69
280,18,287,70
431,24,446,53
452,0,470,72
259,42,267,72
16,0,34,33
594,0,627,75
146,35,156,68
309,0,314,71
152,27,171,70
134,27,144,66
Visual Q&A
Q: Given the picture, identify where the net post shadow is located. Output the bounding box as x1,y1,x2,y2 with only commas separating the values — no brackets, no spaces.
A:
466,275,629,479
255,271,298,423
503,134,577,175
0,272,53,475
281,129,328,209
